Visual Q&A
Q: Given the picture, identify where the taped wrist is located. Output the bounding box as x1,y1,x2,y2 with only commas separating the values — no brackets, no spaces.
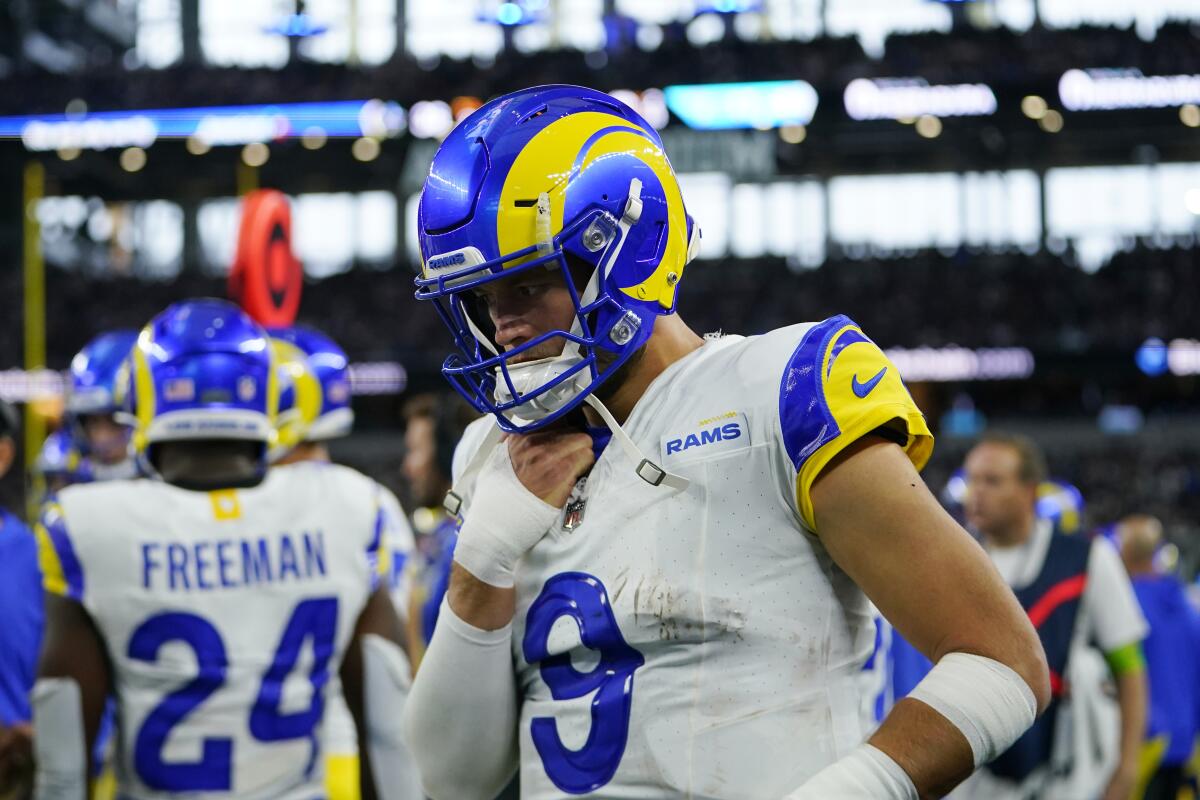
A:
452,449,559,588
784,743,917,799
906,652,1038,768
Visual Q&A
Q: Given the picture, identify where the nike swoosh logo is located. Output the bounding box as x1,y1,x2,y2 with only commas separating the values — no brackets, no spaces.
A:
851,367,888,398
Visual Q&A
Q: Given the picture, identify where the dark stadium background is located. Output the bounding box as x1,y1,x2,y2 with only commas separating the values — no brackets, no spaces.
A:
0,0,1198,574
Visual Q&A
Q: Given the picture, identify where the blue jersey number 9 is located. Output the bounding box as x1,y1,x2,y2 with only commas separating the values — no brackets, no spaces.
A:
127,597,338,791
522,572,644,795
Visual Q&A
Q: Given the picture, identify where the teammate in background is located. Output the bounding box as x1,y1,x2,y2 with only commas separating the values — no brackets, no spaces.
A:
400,393,473,668
31,429,92,500
961,433,1148,800
403,85,1048,800
0,400,39,798
22,300,409,800
1117,515,1200,800
65,330,140,481
268,325,421,800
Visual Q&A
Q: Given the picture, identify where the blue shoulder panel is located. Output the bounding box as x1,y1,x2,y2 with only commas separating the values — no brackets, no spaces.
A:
779,315,854,470
41,503,85,601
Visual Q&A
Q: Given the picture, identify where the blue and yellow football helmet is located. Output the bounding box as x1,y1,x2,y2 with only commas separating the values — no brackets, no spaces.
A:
414,84,700,431
267,335,322,462
66,329,139,451
269,326,354,441
32,429,92,486
128,299,276,473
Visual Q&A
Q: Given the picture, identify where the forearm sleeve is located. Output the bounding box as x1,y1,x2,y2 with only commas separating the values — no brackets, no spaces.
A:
402,600,519,800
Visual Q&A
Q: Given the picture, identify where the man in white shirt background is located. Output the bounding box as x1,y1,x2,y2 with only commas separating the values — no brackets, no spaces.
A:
961,432,1148,800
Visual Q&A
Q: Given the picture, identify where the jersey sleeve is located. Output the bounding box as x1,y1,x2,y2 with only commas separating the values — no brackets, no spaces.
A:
367,487,394,593
778,315,934,532
1084,538,1149,654
34,500,86,602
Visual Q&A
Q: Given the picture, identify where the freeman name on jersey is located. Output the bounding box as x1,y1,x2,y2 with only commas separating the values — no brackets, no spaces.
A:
140,530,328,592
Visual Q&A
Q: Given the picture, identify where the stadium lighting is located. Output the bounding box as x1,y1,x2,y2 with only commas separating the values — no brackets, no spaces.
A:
0,363,408,402
301,127,328,150
1166,339,1200,376
885,347,1035,382
1021,95,1048,120
1185,188,1200,216
119,146,147,172
3,100,405,152
57,147,81,161
664,80,818,130
778,124,806,144
241,142,269,167
915,115,942,138
352,137,381,162
185,136,210,155
1039,110,1064,133
496,3,523,25
1135,338,1169,376
1059,68,1200,111
844,78,997,121
1181,104,1200,128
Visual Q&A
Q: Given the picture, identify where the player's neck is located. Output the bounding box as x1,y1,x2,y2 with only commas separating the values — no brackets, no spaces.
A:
985,511,1037,549
586,315,704,427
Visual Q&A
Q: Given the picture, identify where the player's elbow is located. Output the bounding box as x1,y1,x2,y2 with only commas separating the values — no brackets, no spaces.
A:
1008,628,1052,716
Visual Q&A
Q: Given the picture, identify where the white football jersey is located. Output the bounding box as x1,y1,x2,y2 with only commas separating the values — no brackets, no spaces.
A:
454,316,933,799
37,461,392,800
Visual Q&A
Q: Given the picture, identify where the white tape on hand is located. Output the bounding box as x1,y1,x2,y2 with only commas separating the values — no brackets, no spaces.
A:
452,444,560,588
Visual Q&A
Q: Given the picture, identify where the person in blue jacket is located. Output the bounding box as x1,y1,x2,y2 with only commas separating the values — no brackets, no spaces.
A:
0,399,41,795
1118,515,1200,800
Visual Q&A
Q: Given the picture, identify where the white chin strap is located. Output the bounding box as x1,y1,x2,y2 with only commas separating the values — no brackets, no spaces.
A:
487,177,646,427
443,394,688,517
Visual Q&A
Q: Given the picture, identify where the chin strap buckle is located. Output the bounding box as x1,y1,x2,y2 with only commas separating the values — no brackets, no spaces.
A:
636,459,666,487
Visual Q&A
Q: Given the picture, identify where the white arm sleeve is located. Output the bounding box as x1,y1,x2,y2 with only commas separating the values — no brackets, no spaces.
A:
402,600,519,800
32,678,87,800
362,635,424,800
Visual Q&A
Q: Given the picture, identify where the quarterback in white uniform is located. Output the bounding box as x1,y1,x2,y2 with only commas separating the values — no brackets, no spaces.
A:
32,300,406,800
404,86,1052,799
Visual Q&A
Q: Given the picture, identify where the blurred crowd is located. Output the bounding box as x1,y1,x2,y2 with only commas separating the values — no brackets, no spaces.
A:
2,21,1199,115
2,243,1195,373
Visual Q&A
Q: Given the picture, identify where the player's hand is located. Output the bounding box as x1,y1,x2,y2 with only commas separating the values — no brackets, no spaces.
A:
450,431,591,591
0,723,33,797
506,428,595,508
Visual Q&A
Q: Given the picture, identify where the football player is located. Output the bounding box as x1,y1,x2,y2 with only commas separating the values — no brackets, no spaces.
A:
403,86,1050,799
27,299,408,800
269,325,421,800
65,330,140,481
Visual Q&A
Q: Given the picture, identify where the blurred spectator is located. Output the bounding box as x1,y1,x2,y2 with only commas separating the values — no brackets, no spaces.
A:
400,393,474,669
0,400,39,797
959,432,1147,800
1117,515,1200,800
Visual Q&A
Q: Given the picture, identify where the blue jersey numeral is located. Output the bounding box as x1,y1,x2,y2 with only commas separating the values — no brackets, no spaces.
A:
128,613,232,791
128,597,339,791
522,572,644,795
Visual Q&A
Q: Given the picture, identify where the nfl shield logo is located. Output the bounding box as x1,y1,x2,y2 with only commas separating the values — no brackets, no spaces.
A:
237,376,257,402
561,476,588,531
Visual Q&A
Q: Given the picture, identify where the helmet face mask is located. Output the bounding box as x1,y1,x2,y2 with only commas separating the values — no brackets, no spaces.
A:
414,85,699,431
419,204,649,430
